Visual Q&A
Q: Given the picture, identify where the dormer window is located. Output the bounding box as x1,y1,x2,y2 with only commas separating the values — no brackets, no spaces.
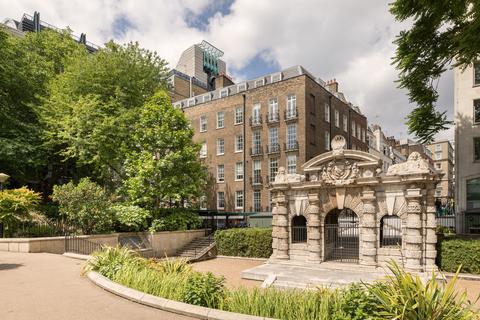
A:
255,78,265,88
220,88,229,98
237,83,247,92
271,73,282,83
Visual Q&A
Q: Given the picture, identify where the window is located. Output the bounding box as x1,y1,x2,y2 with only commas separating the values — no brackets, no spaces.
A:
334,110,340,127
475,62,480,86
287,155,296,174
220,88,228,98
269,127,279,151
310,94,316,115
235,106,243,124
467,178,480,210
271,73,282,82
200,115,207,132
362,128,366,143
475,137,480,161
475,100,480,124
291,215,307,243
217,112,224,128
253,160,261,184
217,165,225,182
217,138,224,155
235,134,244,152
203,94,211,103
343,114,348,132
235,162,244,180
310,124,316,145
380,215,402,247
217,192,225,210
435,151,442,160
268,98,279,121
252,130,262,154
356,126,361,140
269,158,278,182
237,83,247,92
325,131,331,150
286,95,296,118
351,121,356,138
324,103,330,122
435,162,442,170
286,124,297,149
435,144,442,151
252,103,261,125
200,142,207,158
235,191,244,209
188,98,195,107
255,78,265,87
253,190,261,212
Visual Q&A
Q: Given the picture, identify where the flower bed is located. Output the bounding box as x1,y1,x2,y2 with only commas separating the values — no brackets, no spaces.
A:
84,247,478,320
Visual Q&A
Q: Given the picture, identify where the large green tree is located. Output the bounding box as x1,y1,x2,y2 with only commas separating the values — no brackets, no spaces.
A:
43,41,170,185
122,91,207,209
0,28,87,186
390,1,480,143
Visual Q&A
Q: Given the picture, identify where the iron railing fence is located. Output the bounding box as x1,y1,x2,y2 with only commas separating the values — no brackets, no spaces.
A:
380,216,403,247
4,220,77,238
324,222,359,263
291,226,307,243
65,235,103,255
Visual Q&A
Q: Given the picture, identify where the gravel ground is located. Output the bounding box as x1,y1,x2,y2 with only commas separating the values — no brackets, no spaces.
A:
191,257,264,288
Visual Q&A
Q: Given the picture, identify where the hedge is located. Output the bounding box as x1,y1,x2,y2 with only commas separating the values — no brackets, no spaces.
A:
437,235,480,274
215,228,273,258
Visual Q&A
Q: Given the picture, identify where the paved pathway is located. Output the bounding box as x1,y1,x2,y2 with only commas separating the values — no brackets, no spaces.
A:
0,252,195,320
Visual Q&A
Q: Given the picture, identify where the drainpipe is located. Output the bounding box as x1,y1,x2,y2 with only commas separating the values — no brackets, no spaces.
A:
242,93,247,216
328,95,333,147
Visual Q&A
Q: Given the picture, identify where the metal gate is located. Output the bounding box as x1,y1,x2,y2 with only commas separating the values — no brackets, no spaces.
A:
324,208,359,263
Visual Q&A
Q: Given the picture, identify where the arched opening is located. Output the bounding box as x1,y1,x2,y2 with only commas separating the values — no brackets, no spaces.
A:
291,215,307,243
324,208,359,263
380,215,402,247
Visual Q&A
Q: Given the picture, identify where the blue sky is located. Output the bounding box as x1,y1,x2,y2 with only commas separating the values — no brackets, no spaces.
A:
0,0,454,141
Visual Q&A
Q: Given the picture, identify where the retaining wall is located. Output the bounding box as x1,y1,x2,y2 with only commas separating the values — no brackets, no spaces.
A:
0,229,207,255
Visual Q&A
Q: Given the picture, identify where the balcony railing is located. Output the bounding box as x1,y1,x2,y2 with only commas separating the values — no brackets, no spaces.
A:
250,145,263,156
284,140,299,151
249,116,263,127
266,143,280,154
284,109,298,121
266,112,280,124
250,175,263,186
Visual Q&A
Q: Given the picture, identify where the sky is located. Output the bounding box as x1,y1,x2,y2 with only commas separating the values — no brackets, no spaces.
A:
0,0,454,142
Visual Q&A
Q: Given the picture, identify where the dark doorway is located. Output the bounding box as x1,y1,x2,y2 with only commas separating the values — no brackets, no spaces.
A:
324,208,359,263
291,215,307,243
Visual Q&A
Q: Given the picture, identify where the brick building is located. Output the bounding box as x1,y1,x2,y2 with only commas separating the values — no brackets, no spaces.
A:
171,42,368,214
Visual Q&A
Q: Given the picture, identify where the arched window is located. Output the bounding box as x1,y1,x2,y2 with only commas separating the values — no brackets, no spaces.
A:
380,215,402,247
291,215,307,243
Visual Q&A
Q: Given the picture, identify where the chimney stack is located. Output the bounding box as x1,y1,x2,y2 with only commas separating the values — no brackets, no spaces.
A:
326,78,338,93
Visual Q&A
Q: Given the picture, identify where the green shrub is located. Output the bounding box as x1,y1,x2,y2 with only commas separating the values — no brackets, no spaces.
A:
337,283,380,319
111,204,150,231
52,178,113,234
366,261,478,320
438,236,480,274
215,228,272,258
182,272,225,308
149,208,201,232
0,187,41,236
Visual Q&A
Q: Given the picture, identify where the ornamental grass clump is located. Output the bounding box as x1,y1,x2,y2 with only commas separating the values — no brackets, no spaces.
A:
366,261,479,320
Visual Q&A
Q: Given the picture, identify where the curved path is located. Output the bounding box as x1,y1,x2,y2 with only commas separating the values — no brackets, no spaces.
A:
0,251,195,320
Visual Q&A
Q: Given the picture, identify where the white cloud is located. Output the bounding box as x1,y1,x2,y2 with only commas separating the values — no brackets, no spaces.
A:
0,0,454,141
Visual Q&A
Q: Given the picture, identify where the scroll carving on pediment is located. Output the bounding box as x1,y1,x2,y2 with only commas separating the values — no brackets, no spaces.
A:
320,160,360,186
386,151,432,176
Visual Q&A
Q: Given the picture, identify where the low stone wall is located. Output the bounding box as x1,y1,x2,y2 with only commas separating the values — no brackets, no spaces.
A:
0,229,207,255
149,229,207,257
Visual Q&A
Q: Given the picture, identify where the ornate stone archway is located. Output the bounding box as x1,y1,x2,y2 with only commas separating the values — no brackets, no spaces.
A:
270,136,441,272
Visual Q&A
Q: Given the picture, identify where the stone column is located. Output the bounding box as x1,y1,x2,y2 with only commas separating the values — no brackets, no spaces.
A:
360,188,377,266
275,192,289,260
307,193,321,263
271,197,278,258
404,187,423,272
424,186,438,271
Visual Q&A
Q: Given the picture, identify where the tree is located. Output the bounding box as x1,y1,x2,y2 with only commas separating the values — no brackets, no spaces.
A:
0,28,87,186
42,41,170,185
52,178,113,234
0,187,41,237
390,1,480,143
122,91,207,209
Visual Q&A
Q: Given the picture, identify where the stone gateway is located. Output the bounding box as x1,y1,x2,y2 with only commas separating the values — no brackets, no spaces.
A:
270,136,441,272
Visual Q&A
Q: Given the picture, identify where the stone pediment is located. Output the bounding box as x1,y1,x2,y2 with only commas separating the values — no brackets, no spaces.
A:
301,136,382,186
386,151,436,176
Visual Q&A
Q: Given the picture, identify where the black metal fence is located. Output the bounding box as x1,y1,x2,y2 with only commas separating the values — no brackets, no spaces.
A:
4,220,76,238
291,226,307,243
65,235,103,255
380,215,403,247
436,213,480,234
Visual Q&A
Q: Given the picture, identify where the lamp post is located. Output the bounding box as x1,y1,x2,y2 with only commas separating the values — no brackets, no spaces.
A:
0,173,9,191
